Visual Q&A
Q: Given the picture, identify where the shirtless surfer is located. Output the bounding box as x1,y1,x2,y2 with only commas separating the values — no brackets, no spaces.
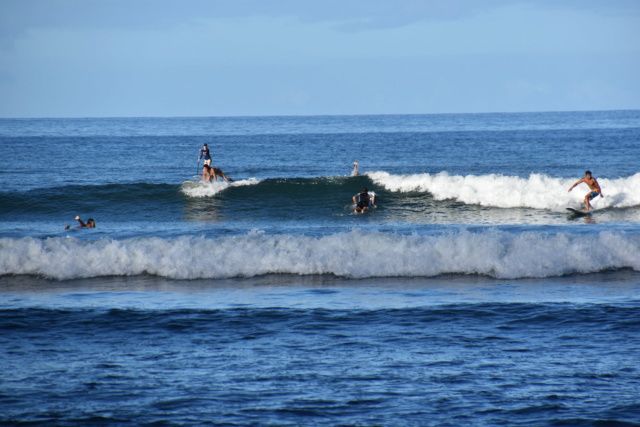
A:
568,170,603,211
202,164,234,182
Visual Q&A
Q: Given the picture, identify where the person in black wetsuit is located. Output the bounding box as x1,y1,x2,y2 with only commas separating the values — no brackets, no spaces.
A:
352,187,375,213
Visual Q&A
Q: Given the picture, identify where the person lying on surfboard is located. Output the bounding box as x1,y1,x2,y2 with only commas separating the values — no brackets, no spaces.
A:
65,216,96,229
353,187,376,213
202,164,234,182
568,170,603,211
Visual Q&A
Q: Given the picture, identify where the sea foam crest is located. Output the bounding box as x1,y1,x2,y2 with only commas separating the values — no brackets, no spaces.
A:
181,178,261,198
368,171,640,211
1,230,639,280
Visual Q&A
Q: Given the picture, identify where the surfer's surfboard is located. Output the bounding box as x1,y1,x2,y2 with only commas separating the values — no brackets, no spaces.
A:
566,207,591,215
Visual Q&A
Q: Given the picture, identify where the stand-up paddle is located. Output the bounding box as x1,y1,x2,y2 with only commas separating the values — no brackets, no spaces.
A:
193,160,201,178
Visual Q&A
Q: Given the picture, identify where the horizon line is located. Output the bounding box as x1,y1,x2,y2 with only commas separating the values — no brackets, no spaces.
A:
1,108,638,121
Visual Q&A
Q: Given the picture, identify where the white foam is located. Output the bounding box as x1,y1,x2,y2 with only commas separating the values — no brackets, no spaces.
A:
180,178,261,198
1,230,639,280
368,171,640,212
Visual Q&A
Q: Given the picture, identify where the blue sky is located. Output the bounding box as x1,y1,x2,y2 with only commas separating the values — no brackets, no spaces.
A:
1,0,639,118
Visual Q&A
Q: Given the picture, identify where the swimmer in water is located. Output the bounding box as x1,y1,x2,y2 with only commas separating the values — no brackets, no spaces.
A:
65,216,96,229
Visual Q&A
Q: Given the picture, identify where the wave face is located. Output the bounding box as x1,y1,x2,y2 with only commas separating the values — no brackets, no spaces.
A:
3,173,639,226
2,229,639,280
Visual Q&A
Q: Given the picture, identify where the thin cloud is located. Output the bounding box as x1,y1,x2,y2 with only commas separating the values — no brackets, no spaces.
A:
3,0,638,39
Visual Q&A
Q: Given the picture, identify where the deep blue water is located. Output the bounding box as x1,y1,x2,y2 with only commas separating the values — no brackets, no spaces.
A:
2,301,640,426
1,111,640,425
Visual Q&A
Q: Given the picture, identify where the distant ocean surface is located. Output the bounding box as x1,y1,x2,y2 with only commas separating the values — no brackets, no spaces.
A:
1,111,640,426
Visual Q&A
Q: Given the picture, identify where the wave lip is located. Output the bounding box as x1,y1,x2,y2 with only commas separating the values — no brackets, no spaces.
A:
1,230,639,281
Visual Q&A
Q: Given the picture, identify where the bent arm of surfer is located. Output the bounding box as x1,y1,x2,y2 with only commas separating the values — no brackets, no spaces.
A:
568,178,585,192
75,215,87,227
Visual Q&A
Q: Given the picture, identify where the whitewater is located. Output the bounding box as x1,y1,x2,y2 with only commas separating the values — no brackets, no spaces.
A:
369,171,640,211
1,228,639,280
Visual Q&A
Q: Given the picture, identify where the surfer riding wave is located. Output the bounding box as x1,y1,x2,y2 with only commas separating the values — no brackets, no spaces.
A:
568,170,603,212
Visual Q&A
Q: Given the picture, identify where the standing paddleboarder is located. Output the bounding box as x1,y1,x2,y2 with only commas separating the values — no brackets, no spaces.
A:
198,143,212,166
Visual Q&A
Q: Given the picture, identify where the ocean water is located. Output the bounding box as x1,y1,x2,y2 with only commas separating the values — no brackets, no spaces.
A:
1,111,640,426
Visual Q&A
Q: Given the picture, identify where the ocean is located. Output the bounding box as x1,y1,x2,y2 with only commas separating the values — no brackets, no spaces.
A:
1,111,639,426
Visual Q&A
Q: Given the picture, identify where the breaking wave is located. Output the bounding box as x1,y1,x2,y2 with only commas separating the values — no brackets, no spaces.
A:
368,171,640,212
2,229,639,280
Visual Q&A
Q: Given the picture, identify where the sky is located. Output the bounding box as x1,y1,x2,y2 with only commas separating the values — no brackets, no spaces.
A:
0,0,639,118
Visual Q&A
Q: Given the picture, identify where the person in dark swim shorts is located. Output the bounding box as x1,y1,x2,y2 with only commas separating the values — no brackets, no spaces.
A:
568,170,603,211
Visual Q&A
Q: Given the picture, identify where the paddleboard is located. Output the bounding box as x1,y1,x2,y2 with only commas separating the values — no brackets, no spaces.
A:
182,180,234,190
182,180,202,188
